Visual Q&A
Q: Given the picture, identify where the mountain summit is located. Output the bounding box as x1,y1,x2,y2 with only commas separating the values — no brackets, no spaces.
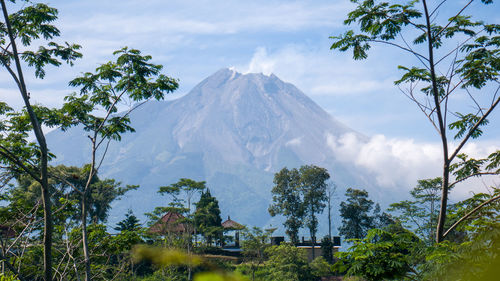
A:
48,68,366,226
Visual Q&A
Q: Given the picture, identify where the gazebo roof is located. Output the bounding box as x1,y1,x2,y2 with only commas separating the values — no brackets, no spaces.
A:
221,216,244,230
148,211,191,235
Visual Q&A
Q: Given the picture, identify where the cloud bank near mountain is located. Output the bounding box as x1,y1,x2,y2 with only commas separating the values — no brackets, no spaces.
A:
327,132,499,197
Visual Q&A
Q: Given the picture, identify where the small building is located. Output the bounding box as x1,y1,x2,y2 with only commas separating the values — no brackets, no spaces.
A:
221,216,244,249
297,236,341,261
148,211,192,235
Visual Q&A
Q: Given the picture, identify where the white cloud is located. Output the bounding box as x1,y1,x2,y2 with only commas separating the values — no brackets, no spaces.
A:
239,45,397,97
285,137,303,147
327,133,500,198
58,0,350,37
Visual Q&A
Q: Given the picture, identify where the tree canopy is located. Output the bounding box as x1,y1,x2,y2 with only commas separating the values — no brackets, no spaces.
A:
330,0,500,243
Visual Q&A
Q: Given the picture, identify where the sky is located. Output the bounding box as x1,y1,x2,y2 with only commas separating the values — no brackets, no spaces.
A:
2,0,499,198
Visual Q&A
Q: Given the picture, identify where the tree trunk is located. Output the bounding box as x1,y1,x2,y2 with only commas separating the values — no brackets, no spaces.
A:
422,0,450,244
81,195,91,281
41,173,53,281
328,196,332,240
436,163,450,243
0,2,53,279
311,232,316,260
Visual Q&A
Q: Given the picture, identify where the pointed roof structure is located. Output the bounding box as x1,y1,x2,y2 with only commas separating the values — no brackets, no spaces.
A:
148,211,191,235
221,216,244,230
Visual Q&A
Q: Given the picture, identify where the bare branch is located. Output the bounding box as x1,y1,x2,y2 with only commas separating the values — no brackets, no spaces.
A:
449,172,499,188
435,28,483,66
372,39,429,64
435,0,474,39
0,145,41,183
443,194,500,238
430,0,447,17
449,92,500,163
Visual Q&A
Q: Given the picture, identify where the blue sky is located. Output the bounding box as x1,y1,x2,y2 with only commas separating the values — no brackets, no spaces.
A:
8,0,494,140
2,0,499,197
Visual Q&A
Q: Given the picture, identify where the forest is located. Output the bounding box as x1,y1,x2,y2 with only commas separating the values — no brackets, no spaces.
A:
0,0,499,280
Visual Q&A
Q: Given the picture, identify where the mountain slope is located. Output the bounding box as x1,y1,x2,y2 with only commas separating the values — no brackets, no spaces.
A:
48,68,371,227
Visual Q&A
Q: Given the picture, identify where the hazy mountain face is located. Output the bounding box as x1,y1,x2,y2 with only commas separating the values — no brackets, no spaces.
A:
48,68,374,228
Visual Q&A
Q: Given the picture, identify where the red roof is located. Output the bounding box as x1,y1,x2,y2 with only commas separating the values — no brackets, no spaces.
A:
148,212,191,235
221,216,244,230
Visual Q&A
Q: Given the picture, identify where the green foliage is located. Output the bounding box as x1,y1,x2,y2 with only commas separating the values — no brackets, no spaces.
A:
339,188,375,239
240,227,272,281
158,178,206,214
330,0,500,245
60,47,178,141
0,274,19,281
299,165,330,243
241,227,271,260
115,209,141,232
0,103,61,179
268,167,303,244
389,178,443,243
264,244,313,281
0,165,143,280
194,189,223,245
334,226,422,281
309,256,334,278
0,2,82,78
320,236,334,264
132,245,247,281
269,165,330,244
234,263,267,281
421,191,500,281
450,153,500,184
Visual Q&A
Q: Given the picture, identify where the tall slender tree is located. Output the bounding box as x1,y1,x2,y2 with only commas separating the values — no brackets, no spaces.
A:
326,183,337,240
389,177,445,243
269,167,304,244
300,165,330,259
330,0,500,243
58,47,178,281
0,2,81,279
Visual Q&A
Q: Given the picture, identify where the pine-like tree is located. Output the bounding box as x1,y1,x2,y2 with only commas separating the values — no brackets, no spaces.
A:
114,209,140,232
194,189,223,245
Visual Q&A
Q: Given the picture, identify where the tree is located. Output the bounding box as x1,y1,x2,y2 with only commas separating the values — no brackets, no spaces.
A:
159,178,206,215
241,227,272,281
115,209,141,232
320,235,334,264
0,165,138,280
0,1,82,279
299,165,330,259
373,203,394,229
331,0,500,243
269,165,330,247
156,178,205,280
389,177,444,243
421,187,500,280
339,188,374,239
194,189,223,245
264,244,314,281
326,183,337,240
268,167,303,244
309,256,334,280
334,226,423,281
57,47,178,281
